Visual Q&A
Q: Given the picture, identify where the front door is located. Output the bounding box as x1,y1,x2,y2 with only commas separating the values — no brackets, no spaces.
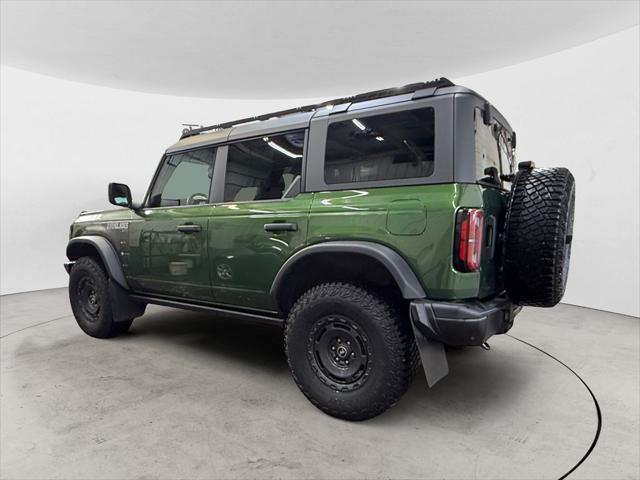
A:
127,146,218,301
208,131,311,312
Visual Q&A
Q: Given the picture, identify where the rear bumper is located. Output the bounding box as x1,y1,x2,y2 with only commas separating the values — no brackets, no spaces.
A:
410,295,521,347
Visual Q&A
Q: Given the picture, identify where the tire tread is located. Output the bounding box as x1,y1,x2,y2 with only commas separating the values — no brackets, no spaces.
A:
503,168,575,306
284,282,417,421
69,256,132,338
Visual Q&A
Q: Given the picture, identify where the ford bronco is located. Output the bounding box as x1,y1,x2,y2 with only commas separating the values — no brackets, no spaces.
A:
65,78,575,420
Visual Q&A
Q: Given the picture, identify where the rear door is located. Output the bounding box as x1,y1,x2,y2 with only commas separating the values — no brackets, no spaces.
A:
208,130,311,312
127,147,218,301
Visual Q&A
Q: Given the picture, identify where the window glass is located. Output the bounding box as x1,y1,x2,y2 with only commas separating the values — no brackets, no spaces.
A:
498,131,514,189
224,131,304,202
148,147,216,207
474,107,515,189
474,108,500,180
324,107,435,184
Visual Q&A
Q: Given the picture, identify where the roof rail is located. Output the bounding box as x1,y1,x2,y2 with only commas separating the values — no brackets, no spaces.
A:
180,77,454,139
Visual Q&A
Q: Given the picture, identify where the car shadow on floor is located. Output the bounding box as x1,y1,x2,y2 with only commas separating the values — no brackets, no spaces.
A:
117,306,537,422
380,345,536,425
122,306,288,375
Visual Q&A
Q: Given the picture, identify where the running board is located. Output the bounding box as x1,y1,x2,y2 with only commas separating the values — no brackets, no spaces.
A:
129,294,284,326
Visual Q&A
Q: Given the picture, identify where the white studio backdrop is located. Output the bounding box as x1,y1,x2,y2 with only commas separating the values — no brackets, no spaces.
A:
0,71,321,297
458,27,639,317
1,26,638,317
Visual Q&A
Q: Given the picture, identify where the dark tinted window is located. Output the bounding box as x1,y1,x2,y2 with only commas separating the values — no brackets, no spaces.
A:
148,147,216,207
224,131,304,202
324,107,435,184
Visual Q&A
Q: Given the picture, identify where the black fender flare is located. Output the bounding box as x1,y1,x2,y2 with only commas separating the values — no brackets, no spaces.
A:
270,241,427,311
66,236,129,290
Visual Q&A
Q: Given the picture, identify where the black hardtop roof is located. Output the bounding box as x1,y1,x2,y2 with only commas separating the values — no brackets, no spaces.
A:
180,77,458,140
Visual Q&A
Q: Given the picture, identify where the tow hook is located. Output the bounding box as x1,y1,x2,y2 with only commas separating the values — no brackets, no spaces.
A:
481,342,491,351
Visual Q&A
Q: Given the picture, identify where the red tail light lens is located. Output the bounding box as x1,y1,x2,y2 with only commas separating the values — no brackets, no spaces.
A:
454,208,484,272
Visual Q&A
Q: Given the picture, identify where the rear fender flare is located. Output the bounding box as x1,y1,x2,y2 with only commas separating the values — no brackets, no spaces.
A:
270,241,427,313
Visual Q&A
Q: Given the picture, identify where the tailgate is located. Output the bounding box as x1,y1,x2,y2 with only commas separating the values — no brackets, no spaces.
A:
478,186,509,298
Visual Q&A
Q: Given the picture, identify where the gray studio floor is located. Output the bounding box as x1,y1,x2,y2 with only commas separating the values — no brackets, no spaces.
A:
1,288,638,479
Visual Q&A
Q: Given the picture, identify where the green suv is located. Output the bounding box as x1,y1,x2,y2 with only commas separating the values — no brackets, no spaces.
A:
65,79,575,420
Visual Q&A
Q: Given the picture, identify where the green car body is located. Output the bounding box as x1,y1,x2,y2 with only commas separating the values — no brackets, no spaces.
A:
71,182,505,310
66,79,526,395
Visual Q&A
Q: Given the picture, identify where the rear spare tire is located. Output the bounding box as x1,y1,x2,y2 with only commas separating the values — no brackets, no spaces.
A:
503,167,575,307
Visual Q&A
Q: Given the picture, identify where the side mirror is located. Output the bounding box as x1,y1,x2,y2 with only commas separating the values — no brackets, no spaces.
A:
108,182,133,208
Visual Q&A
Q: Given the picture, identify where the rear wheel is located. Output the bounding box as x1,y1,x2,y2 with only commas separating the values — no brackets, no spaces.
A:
69,256,133,338
284,282,417,421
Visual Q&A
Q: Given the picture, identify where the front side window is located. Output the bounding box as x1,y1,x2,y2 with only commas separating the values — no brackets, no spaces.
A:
324,107,435,184
148,147,216,207
223,131,304,202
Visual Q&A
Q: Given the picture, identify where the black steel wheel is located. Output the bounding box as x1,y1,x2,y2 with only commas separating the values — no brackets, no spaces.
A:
308,315,372,392
69,256,132,338
285,282,418,421
76,276,102,321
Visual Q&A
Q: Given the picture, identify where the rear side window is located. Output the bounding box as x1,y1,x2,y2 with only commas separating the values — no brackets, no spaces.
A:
224,131,304,202
324,107,435,184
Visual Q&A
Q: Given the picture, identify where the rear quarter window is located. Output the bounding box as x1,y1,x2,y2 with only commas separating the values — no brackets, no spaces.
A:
324,107,435,184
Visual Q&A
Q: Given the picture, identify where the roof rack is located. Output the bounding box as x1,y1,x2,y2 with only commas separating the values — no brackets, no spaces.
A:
180,77,454,139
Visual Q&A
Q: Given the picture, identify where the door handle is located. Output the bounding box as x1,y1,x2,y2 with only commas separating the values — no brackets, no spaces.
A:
264,222,298,232
177,224,202,233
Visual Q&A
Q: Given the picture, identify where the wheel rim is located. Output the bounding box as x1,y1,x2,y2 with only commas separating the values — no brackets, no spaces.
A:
77,276,101,321
307,315,372,392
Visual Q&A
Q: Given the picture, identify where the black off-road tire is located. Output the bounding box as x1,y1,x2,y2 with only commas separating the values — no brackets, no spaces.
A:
69,256,133,338
504,167,575,307
284,282,418,421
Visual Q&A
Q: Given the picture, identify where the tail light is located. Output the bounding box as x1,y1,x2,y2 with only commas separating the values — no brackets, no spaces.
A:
454,208,484,272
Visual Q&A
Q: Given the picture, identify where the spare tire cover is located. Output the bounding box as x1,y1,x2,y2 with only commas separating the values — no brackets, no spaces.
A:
503,167,575,307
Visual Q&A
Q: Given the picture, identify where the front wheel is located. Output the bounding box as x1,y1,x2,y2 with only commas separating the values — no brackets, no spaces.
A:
284,282,418,421
69,256,132,338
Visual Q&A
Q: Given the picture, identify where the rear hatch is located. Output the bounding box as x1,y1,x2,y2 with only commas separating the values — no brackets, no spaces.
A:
477,186,508,298
473,107,515,299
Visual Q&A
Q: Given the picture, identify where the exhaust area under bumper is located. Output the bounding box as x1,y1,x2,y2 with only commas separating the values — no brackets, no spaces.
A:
409,294,521,387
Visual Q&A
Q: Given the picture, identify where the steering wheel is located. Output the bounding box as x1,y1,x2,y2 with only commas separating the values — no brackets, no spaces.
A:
187,193,208,205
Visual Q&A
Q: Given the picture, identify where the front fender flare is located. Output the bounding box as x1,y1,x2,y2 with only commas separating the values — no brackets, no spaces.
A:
66,236,129,290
